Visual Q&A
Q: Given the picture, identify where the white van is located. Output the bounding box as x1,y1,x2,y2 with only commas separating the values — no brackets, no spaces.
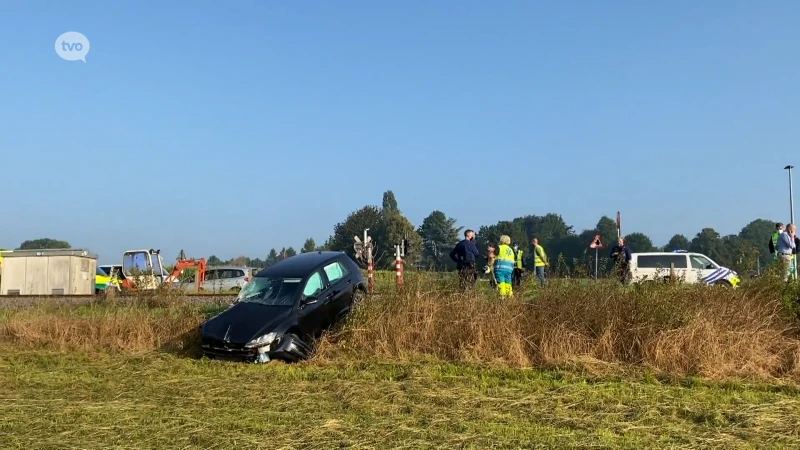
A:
629,250,740,287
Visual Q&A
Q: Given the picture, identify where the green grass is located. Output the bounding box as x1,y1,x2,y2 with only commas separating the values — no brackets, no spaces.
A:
2,350,800,449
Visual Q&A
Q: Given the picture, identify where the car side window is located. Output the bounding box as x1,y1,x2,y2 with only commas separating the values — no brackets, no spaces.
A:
303,271,324,297
691,255,714,270
206,270,218,280
323,262,348,284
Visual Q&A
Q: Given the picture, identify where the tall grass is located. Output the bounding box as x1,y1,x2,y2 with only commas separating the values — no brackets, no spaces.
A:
2,272,800,380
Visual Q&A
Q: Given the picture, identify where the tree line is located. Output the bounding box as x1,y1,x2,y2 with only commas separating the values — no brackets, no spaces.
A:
16,190,779,276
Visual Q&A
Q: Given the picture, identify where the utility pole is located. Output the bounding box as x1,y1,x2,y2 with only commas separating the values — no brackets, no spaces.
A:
786,165,795,225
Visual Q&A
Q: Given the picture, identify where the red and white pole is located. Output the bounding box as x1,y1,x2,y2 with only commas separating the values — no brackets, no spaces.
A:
395,245,404,288
367,259,374,295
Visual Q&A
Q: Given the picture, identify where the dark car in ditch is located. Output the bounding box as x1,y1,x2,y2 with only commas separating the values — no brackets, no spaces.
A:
200,251,366,363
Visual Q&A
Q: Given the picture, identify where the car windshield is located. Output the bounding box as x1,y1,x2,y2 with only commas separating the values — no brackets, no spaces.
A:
96,267,107,276
236,276,301,306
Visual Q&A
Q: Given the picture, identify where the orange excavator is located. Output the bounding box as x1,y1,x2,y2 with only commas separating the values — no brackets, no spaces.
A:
165,258,207,292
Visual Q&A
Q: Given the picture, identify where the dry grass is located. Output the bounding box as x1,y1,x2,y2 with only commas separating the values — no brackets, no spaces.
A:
4,276,800,447
319,275,800,381
2,274,800,382
0,300,208,355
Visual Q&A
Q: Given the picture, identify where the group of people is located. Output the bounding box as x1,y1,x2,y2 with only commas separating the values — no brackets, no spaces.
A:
448,229,548,296
768,222,799,281
449,230,636,295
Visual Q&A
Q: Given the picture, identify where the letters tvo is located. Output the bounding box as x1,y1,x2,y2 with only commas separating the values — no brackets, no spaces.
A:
61,41,84,52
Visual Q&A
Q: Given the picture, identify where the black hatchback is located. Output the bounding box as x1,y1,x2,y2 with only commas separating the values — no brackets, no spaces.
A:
200,251,366,363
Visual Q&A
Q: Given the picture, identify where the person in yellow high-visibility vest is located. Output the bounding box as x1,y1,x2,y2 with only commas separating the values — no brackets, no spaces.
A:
511,244,524,287
769,222,784,264
493,235,516,297
531,238,548,287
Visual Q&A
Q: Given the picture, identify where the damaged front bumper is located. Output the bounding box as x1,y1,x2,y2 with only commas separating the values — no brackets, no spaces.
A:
201,333,313,363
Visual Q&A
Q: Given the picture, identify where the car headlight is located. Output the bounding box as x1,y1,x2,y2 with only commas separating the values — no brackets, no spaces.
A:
244,332,278,349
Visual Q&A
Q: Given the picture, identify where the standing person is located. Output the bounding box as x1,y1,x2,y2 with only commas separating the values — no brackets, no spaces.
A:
493,235,516,297
450,229,480,290
776,224,796,281
511,243,525,287
531,238,548,287
486,245,497,289
609,237,632,284
769,222,785,263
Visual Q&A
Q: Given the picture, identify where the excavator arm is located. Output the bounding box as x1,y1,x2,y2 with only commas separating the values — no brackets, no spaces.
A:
167,258,207,289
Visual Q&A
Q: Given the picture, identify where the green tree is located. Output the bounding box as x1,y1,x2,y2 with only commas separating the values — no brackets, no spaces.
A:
265,249,279,267
301,238,316,253
738,219,776,263
207,255,222,266
664,234,690,251
418,210,462,270
17,238,70,250
326,205,382,260
689,228,730,264
375,191,421,268
382,190,398,213
595,216,618,248
623,232,655,252
285,247,297,258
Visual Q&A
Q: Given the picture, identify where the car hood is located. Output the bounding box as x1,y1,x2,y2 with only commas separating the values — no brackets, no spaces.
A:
202,302,293,344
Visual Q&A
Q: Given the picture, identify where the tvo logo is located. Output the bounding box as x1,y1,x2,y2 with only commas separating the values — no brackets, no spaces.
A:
55,32,90,62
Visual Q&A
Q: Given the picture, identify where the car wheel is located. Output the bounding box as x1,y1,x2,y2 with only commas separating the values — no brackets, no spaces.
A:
282,332,315,362
712,279,732,287
352,287,365,306
230,286,241,293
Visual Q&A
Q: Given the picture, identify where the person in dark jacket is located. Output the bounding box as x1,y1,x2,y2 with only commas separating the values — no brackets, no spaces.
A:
609,237,632,284
450,229,480,289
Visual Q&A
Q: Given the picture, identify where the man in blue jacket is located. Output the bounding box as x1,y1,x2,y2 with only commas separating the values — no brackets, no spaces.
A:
450,229,480,290
609,237,632,284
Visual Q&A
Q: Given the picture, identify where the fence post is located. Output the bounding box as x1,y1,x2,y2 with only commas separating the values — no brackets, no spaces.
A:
669,262,675,283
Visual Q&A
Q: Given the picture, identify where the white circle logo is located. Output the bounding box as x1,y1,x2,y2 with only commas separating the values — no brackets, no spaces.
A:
55,31,90,62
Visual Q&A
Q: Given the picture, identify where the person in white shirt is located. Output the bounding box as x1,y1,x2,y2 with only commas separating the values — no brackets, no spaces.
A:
776,224,796,281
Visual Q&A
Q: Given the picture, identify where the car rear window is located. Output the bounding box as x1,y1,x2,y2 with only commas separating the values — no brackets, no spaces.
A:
636,254,688,269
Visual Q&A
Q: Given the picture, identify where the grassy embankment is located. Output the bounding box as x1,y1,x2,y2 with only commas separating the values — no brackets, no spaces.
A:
2,271,800,448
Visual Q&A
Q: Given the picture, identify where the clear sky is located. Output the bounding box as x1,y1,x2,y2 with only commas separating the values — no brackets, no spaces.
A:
1,1,798,264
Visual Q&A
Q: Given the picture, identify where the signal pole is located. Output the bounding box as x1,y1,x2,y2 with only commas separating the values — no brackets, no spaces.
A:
354,228,375,294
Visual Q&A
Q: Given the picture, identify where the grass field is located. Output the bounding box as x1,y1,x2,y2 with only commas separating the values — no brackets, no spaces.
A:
4,351,800,449
3,270,800,448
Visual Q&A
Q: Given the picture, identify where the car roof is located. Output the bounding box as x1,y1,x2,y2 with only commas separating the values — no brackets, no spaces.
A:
256,251,349,278
207,265,248,270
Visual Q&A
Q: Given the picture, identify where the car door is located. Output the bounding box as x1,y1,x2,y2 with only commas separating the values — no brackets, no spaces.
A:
690,254,721,284
321,260,353,323
203,269,219,292
297,269,331,339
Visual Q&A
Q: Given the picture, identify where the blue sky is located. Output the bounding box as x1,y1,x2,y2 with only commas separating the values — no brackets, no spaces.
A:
1,1,799,264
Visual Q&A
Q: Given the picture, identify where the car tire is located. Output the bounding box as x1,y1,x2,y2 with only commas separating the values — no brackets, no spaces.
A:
712,279,732,287
352,287,365,306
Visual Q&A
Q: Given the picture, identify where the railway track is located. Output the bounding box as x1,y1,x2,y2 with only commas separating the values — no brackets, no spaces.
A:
0,293,237,309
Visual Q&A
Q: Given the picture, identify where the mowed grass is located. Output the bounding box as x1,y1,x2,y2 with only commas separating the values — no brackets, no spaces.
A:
3,350,800,449
3,270,800,448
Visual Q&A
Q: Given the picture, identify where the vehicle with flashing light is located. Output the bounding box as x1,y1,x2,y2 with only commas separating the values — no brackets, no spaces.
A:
629,250,740,287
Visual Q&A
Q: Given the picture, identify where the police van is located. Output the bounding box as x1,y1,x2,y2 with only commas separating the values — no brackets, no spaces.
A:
629,250,740,287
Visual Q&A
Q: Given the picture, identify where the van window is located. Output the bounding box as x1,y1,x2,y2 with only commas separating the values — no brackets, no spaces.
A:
636,254,688,269
690,255,716,270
